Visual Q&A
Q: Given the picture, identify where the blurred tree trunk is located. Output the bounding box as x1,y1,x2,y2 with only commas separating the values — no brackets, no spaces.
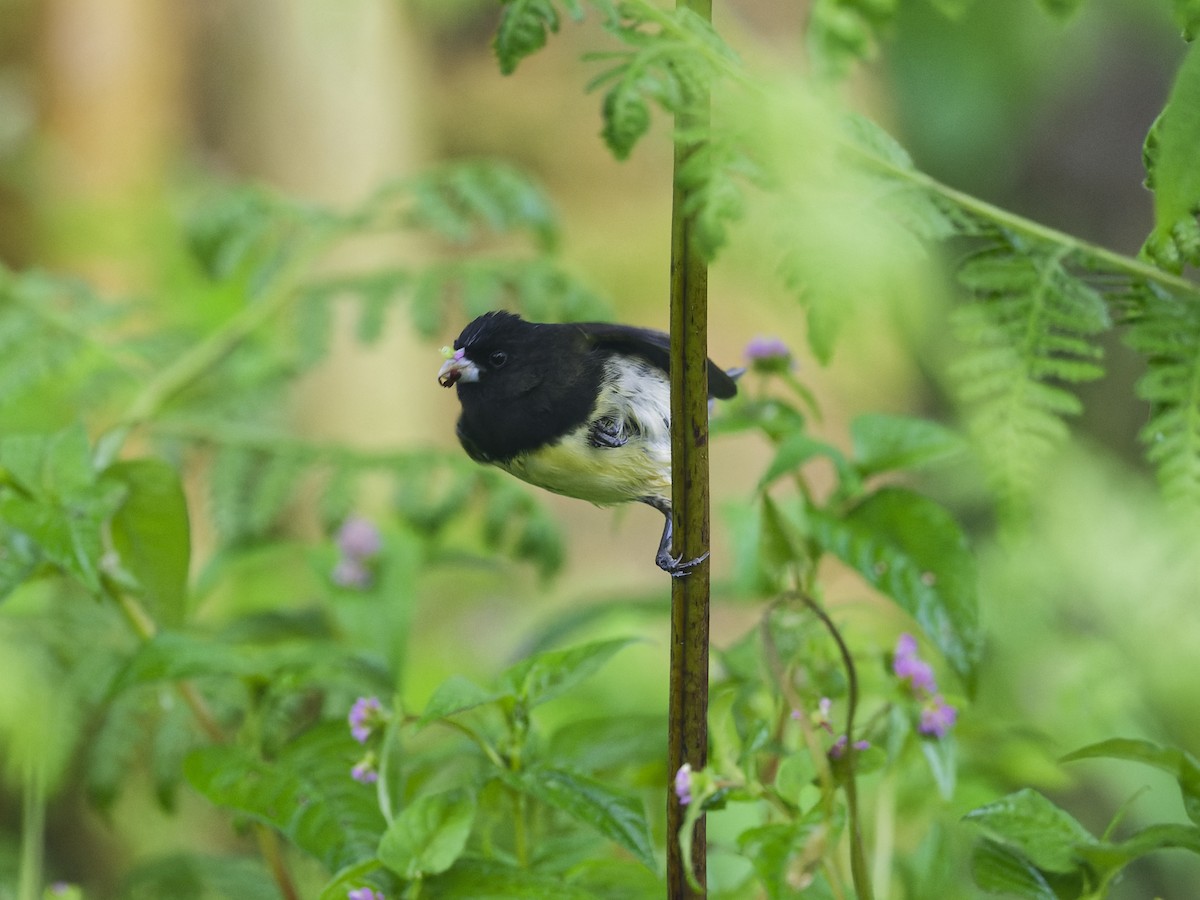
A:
197,0,438,458
37,0,184,286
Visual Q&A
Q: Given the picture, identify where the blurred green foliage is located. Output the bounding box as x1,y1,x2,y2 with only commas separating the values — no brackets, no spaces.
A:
0,1,1198,899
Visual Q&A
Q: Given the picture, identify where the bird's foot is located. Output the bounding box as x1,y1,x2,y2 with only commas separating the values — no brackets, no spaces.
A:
657,550,710,578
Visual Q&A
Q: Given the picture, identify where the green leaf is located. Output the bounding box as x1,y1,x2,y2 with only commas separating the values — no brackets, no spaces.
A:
1146,43,1200,271
494,0,561,75
758,431,849,489
317,859,385,900
969,839,1060,899
418,675,505,726
811,487,980,685
1062,737,1200,826
498,637,637,708
184,724,383,874
120,853,281,900
0,428,122,595
1078,822,1200,873
101,460,191,623
1174,0,1200,40
505,766,656,871
738,823,813,900
378,789,476,881
963,788,1095,874
424,858,599,898
1034,0,1085,19
850,413,966,477
601,78,652,160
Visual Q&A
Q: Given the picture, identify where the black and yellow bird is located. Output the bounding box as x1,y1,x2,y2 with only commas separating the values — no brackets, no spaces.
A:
437,310,738,574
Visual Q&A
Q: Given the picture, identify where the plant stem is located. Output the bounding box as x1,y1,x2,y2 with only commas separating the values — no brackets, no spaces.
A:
858,147,1200,300
793,592,874,900
16,764,44,900
666,1,714,897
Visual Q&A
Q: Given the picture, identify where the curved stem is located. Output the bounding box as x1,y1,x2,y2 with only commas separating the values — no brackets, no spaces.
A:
789,591,874,900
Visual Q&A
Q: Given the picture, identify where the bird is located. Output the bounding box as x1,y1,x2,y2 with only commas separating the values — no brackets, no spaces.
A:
436,310,739,575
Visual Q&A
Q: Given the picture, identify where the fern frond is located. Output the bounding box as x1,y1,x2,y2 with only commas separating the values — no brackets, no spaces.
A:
951,247,1108,507
1127,293,1200,514
366,161,560,251
586,4,736,160
0,268,146,425
164,419,566,575
407,257,610,338
494,0,564,75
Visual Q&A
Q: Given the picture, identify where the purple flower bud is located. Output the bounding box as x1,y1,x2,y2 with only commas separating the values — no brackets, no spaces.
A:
829,735,871,760
893,633,938,696
919,695,957,739
337,517,383,560
332,557,373,589
674,763,693,806
744,336,794,374
348,888,385,900
349,696,383,743
351,757,379,785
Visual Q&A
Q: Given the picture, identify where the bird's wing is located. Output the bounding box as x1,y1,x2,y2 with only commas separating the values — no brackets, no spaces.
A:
572,322,739,399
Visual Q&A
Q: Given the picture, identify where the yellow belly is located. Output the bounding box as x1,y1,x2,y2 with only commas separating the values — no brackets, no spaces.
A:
500,431,670,506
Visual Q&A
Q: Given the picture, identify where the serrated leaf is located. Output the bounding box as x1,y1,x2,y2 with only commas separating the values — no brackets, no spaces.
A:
811,487,980,685
184,724,383,873
102,459,191,623
378,789,475,880
1062,737,1200,826
504,766,656,871
963,788,1095,873
850,413,966,477
418,675,505,726
498,637,636,708
969,839,1059,899
1147,43,1200,268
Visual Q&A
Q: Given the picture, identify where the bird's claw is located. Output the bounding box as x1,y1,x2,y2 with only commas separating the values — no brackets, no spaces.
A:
658,550,710,577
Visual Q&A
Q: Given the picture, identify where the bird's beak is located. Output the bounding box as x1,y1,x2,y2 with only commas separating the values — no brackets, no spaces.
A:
437,347,479,388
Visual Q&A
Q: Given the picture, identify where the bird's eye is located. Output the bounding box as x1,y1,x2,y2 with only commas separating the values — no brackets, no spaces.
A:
489,350,508,368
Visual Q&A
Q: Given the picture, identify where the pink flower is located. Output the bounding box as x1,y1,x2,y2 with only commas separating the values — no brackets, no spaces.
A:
337,517,383,559
829,736,871,760
674,764,693,806
919,695,957,739
349,696,383,744
893,633,938,695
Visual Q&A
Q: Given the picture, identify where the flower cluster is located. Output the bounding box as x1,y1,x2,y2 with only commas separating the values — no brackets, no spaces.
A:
893,633,957,739
348,695,387,785
800,696,870,761
744,335,795,375
332,516,383,589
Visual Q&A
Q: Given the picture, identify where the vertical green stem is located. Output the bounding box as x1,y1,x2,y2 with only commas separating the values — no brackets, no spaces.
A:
16,764,45,900
667,0,713,896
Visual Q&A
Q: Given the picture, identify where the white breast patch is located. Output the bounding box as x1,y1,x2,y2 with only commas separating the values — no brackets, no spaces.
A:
499,356,673,506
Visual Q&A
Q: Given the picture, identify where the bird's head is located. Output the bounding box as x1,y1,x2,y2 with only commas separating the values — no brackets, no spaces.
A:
436,310,544,397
